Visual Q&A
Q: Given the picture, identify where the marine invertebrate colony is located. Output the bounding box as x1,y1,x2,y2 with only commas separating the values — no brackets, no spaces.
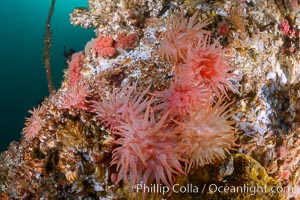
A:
111,105,184,187
97,10,238,190
93,35,116,58
158,11,209,64
0,3,241,199
178,99,236,171
3,0,300,199
90,84,151,129
68,52,84,86
116,32,139,50
156,12,236,118
23,106,45,140
91,83,186,187
58,82,90,110
185,36,236,96
155,80,210,118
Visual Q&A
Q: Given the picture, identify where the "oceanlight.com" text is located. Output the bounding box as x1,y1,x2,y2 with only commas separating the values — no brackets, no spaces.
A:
133,183,297,196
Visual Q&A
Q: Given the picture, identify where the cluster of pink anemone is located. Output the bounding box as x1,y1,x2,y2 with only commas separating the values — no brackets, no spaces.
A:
23,12,237,193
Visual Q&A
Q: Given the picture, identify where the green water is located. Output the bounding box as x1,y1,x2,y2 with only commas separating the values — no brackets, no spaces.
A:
0,0,94,151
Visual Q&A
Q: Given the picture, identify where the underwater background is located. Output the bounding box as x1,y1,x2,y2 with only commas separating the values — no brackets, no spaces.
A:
0,0,94,151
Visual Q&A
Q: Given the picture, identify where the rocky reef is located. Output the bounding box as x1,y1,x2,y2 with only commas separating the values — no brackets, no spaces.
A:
1,0,300,199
